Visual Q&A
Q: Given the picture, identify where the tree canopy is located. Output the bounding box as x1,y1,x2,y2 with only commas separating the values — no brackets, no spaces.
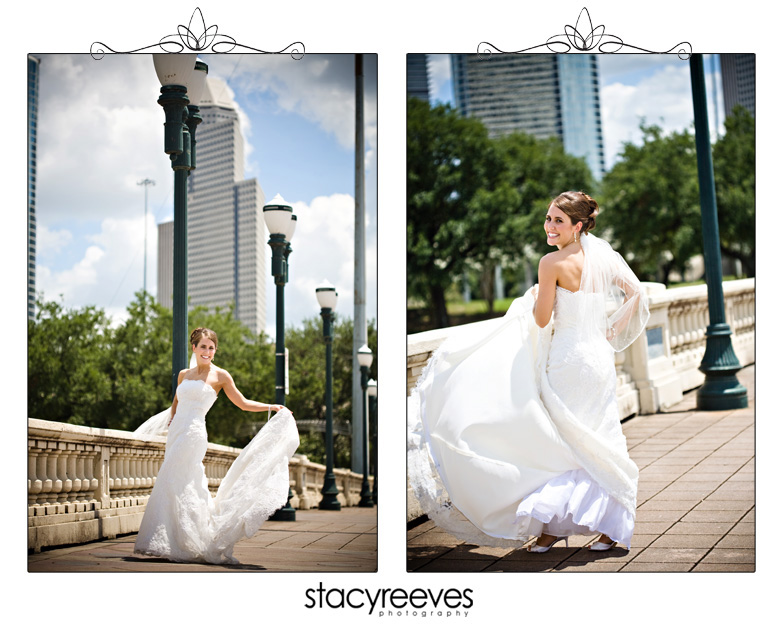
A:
407,97,594,327
28,292,376,469
599,112,754,283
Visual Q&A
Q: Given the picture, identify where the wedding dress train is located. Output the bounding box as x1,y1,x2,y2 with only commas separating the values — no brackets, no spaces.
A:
408,233,648,549
133,379,299,564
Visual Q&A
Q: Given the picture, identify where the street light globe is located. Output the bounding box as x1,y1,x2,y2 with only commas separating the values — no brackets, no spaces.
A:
153,53,198,87
287,214,297,241
316,280,338,310
186,60,209,105
368,379,377,397
263,194,294,237
357,344,373,368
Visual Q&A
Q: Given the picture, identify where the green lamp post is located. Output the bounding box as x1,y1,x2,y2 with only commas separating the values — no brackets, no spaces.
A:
367,378,377,504
689,54,748,410
316,280,341,510
152,54,208,397
357,344,374,507
264,194,297,520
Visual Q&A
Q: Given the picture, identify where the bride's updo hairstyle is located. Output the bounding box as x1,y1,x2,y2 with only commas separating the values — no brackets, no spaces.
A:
551,191,599,234
191,327,218,351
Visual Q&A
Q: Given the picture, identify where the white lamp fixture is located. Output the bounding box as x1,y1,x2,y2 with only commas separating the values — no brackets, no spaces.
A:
263,194,294,237
316,280,338,310
367,379,377,398
185,59,209,105
357,344,373,368
287,214,297,241
153,53,198,87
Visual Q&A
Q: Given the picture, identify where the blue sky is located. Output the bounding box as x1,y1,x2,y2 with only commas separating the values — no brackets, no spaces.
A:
426,53,725,170
34,53,377,334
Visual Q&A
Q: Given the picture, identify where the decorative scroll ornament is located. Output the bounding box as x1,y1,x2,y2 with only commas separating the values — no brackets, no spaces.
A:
92,7,304,59
478,7,691,59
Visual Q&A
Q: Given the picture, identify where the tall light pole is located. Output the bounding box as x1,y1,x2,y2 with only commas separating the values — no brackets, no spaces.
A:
352,53,367,474
316,280,340,510
689,54,748,410
264,193,297,520
137,178,155,297
357,344,374,507
367,378,377,505
152,54,208,397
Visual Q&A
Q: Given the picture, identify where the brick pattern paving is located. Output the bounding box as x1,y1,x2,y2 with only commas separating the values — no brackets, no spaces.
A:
407,365,755,572
28,508,377,572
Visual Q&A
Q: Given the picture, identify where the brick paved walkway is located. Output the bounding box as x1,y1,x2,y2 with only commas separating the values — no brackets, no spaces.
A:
29,507,377,572
408,365,755,572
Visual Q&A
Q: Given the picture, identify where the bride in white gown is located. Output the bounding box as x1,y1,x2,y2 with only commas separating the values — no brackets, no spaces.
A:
133,327,299,564
408,191,649,553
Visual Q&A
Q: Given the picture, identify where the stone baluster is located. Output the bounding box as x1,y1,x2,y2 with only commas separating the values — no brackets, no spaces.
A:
75,452,88,501
42,448,56,502
62,449,75,499
670,306,682,353
120,448,131,496
28,448,42,502
56,447,69,502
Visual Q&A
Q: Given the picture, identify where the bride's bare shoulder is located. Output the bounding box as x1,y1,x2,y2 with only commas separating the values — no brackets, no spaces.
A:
214,366,233,380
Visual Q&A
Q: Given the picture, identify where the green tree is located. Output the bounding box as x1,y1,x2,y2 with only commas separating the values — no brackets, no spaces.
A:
407,98,597,324
284,316,377,469
28,293,376,470
599,123,701,283
713,106,755,276
28,297,114,427
108,292,173,431
407,98,502,328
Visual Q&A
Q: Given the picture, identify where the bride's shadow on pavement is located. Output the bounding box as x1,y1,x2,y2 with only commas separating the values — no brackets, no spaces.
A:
407,541,629,572
123,555,268,571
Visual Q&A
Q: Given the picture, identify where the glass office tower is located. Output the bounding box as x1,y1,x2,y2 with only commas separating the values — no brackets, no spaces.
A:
451,54,605,181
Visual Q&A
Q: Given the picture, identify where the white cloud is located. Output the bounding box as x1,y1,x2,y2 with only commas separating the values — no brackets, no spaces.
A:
37,214,158,318
600,56,725,168
205,54,378,153
36,54,170,226
601,63,694,168
36,224,72,260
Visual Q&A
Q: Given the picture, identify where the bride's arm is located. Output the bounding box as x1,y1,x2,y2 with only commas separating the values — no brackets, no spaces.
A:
219,369,285,413
167,369,187,426
533,254,557,328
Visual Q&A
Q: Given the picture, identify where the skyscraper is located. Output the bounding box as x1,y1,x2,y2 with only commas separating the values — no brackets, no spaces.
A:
720,54,755,117
157,76,267,336
407,54,430,101
451,54,605,181
28,55,40,320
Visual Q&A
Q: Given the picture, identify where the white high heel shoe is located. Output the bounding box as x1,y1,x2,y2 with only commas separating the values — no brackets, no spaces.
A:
589,538,618,551
527,536,569,553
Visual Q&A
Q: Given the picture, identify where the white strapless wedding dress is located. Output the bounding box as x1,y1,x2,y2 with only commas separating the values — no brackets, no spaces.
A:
134,379,299,564
409,235,648,549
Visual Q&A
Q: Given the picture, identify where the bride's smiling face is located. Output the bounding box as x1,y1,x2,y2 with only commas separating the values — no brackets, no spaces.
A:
544,204,581,248
193,338,216,364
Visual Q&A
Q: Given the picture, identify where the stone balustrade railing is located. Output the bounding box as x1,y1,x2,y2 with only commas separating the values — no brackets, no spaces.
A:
406,278,754,520
408,279,754,415
28,419,368,553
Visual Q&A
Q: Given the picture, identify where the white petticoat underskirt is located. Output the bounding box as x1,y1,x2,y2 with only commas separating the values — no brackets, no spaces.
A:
516,468,634,548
